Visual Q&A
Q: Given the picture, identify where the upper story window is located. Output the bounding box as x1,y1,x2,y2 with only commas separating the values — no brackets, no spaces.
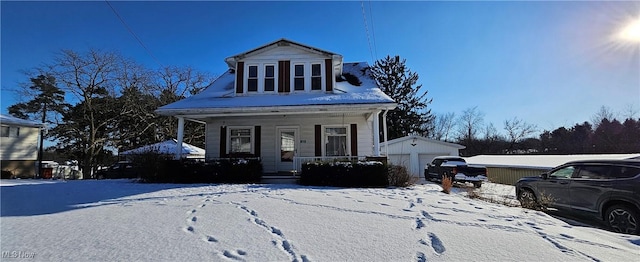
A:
247,65,258,92
264,65,275,92
1,126,19,137
311,63,322,90
294,64,305,91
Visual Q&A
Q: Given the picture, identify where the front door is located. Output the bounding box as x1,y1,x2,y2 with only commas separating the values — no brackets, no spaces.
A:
276,127,298,172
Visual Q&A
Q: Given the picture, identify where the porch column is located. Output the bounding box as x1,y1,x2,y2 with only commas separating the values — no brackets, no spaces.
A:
383,110,389,157
373,110,381,156
175,117,185,160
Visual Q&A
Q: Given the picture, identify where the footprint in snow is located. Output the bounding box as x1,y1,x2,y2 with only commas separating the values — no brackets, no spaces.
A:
204,235,218,243
415,218,425,229
184,226,194,233
416,251,427,262
429,232,446,254
220,250,246,261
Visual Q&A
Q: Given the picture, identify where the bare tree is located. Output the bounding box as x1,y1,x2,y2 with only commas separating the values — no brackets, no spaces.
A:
430,112,456,141
44,49,129,179
457,106,485,142
591,105,616,128
621,104,639,120
152,66,216,147
504,117,537,152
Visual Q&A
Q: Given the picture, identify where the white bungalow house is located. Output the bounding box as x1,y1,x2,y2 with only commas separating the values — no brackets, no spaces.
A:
0,114,46,178
156,39,396,176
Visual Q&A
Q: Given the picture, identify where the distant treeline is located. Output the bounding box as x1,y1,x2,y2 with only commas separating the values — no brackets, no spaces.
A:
459,118,640,156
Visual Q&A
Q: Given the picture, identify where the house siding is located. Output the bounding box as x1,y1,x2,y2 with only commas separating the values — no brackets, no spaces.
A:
205,114,374,173
0,125,40,160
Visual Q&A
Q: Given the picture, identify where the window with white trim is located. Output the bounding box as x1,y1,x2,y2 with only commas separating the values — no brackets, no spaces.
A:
1,126,19,137
325,127,348,156
294,64,305,91
264,65,275,92
247,65,258,92
229,127,253,154
311,63,322,90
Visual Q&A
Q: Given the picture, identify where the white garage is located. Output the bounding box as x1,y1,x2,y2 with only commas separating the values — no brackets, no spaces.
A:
381,135,465,178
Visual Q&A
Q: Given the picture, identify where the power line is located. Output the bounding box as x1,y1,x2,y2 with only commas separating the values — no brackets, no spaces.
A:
368,1,378,60
361,1,376,64
104,0,163,67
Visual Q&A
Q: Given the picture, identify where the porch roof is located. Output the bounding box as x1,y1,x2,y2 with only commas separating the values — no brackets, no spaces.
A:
156,62,396,117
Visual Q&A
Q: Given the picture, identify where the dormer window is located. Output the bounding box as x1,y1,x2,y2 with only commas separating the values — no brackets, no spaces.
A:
265,65,275,92
294,64,305,91
311,63,322,90
248,65,258,92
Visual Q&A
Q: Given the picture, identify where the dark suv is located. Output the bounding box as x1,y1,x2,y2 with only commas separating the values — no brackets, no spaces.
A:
96,161,139,179
515,160,640,235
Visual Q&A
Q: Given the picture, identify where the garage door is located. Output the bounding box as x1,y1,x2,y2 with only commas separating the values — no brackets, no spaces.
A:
419,154,442,176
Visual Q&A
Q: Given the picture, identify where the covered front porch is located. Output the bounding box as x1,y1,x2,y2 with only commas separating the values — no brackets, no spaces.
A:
169,106,393,176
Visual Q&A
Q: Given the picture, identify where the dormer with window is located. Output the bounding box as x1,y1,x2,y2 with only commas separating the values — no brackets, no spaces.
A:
225,39,343,95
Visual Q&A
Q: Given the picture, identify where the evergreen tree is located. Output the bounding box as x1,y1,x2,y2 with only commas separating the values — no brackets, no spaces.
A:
370,55,433,139
8,74,67,123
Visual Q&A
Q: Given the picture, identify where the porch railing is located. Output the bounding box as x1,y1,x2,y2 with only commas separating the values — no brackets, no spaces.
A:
292,156,370,174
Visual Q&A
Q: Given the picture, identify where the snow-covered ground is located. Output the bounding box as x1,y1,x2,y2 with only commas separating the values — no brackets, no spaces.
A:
1,179,638,261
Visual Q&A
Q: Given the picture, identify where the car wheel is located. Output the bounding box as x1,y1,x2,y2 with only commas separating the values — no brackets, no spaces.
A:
517,189,538,208
606,205,639,235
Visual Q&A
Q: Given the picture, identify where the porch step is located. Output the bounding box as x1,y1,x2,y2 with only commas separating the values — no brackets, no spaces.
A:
260,176,299,184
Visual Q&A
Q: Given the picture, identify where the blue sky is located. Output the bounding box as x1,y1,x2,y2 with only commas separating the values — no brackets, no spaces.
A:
2,1,639,135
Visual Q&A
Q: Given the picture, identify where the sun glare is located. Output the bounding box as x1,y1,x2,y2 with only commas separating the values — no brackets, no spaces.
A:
618,18,640,43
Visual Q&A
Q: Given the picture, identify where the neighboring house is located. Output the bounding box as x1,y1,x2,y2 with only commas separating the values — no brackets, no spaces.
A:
465,154,640,185
120,139,205,159
381,135,465,177
0,114,45,178
156,39,396,175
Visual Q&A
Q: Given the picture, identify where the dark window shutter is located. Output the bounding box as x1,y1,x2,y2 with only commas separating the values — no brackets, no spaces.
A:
220,126,227,157
350,124,358,156
235,62,244,94
314,125,322,156
278,60,291,93
325,58,333,92
254,126,261,157
284,61,291,92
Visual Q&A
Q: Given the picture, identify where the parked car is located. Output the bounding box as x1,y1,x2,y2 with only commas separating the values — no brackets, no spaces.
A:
96,161,139,179
515,160,640,235
425,156,488,188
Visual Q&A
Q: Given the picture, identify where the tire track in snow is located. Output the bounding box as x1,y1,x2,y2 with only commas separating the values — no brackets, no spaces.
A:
233,202,310,262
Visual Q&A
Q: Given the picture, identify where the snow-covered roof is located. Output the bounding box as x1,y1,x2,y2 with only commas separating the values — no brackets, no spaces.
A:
0,114,45,128
382,135,465,149
156,62,395,116
465,154,640,170
120,139,205,157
